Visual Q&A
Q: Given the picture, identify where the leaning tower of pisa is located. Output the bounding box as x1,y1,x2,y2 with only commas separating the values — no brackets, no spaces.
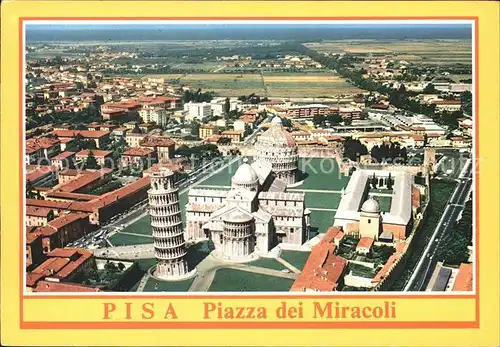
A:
148,168,190,280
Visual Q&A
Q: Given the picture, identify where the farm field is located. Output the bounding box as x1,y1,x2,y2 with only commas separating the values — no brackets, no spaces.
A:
150,72,361,97
304,39,472,65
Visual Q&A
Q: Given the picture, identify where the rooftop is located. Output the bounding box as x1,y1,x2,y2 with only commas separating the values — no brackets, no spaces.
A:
75,149,113,158
453,263,473,291
33,280,101,292
52,129,110,139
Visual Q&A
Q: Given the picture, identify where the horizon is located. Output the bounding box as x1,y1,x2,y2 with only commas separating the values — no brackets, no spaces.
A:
25,22,472,42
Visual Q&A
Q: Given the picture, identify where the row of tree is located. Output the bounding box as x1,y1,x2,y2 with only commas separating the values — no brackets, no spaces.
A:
436,199,473,265
181,88,214,103
370,142,408,164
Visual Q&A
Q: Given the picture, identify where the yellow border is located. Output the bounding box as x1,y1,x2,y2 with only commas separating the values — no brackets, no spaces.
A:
2,1,499,346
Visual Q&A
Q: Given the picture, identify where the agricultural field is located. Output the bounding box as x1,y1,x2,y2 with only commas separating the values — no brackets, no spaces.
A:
149,71,361,97
304,39,472,65
180,73,266,96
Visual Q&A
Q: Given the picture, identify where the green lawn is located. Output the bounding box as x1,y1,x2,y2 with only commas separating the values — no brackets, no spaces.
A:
208,268,293,292
195,159,241,186
109,233,153,246
249,257,287,271
302,191,341,209
298,158,350,191
143,277,194,292
309,210,336,236
280,250,311,271
348,263,376,278
375,196,392,213
121,215,153,235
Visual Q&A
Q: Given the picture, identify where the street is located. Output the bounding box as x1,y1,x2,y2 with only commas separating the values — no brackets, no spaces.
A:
405,158,473,291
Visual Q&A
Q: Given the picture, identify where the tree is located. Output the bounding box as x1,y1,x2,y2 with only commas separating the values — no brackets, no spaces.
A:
190,121,201,137
371,173,377,189
327,113,342,125
386,172,393,190
223,97,231,117
243,124,252,137
217,137,232,145
280,117,292,128
423,83,437,94
343,138,368,162
343,117,353,126
84,149,99,170
26,180,36,199
313,114,325,127
437,233,470,265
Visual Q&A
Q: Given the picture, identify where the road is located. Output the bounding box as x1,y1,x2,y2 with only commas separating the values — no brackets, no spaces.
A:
404,159,473,291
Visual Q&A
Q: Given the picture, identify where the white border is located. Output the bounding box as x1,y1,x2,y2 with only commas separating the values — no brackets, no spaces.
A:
22,19,476,297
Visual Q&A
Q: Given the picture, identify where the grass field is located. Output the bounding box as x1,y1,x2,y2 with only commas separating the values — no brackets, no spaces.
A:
249,258,287,271
109,232,153,247
143,277,194,292
280,250,311,271
208,268,293,292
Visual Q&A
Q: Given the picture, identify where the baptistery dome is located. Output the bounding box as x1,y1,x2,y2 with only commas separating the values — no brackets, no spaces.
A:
254,116,299,186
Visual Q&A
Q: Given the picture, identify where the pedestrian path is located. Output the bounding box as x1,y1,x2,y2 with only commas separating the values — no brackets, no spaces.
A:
136,273,151,292
288,189,343,194
118,231,153,238
307,207,337,212
196,185,231,189
276,257,301,274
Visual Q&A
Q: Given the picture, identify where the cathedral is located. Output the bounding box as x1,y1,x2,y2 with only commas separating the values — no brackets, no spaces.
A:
185,117,311,261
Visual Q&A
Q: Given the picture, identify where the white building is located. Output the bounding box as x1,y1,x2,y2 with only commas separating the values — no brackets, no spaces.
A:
139,108,170,127
210,98,241,117
184,102,212,121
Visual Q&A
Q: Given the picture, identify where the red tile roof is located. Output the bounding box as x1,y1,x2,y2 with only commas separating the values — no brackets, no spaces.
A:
45,191,97,201
53,129,110,139
51,151,76,160
59,169,80,176
33,280,101,292
27,248,94,286
26,206,53,218
26,137,60,154
321,227,343,244
356,237,374,250
26,165,57,183
53,168,112,193
453,263,473,291
430,99,461,105
291,229,348,292
90,176,150,209
26,231,42,244
47,212,89,230
123,147,155,157
75,149,113,158
140,136,175,148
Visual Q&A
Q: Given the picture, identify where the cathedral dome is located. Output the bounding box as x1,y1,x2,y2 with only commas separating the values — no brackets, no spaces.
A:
361,198,380,213
223,209,253,223
232,158,258,184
